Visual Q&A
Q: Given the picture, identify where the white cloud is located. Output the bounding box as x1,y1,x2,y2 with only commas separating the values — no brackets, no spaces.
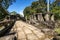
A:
19,10,24,17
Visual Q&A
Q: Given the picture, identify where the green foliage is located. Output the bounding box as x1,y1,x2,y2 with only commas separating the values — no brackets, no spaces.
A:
10,11,17,15
23,0,60,20
23,0,47,18
0,0,16,9
39,0,47,7
31,1,39,9
0,0,16,20
54,28,60,34
51,2,60,20
23,6,31,17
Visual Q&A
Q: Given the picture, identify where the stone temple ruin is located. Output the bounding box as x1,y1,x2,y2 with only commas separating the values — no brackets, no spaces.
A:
25,13,55,28
26,13,54,23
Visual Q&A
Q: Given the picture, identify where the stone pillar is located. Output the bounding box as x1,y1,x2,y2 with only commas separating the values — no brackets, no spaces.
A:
29,15,31,24
31,15,34,19
34,14,36,21
51,15,54,22
25,16,27,22
29,15,33,24
44,14,50,21
38,13,44,22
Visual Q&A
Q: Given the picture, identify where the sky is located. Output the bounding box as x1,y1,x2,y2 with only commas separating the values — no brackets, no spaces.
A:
8,0,36,16
8,0,54,16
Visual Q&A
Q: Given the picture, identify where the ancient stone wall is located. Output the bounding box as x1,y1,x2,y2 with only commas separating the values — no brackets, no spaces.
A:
25,13,55,24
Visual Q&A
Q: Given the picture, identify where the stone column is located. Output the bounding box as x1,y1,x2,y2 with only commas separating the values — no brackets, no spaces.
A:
29,15,31,24
34,14,36,21
29,15,33,24
44,14,50,21
25,16,27,22
38,13,44,22
51,14,54,22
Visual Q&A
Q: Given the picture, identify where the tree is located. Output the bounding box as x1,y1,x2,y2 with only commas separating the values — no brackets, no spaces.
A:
23,0,60,20
10,11,17,15
31,1,39,9
24,6,31,17
0,0,16,9
31,0,47,13
23,0,47,18
50,0,60,20
0,0,16,20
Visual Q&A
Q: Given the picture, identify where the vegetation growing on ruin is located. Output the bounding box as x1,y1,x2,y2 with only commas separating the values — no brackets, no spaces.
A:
23,0,60,20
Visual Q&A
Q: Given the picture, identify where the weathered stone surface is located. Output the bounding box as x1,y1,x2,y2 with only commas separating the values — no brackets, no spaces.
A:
38,13,44,21
0,35,15,40
1,21,52,40
17,31,26,39
27,34,39,40
23,27,32,34
14,21,45,40
51,15,54,22
44,38,51,40
44,14,49,21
